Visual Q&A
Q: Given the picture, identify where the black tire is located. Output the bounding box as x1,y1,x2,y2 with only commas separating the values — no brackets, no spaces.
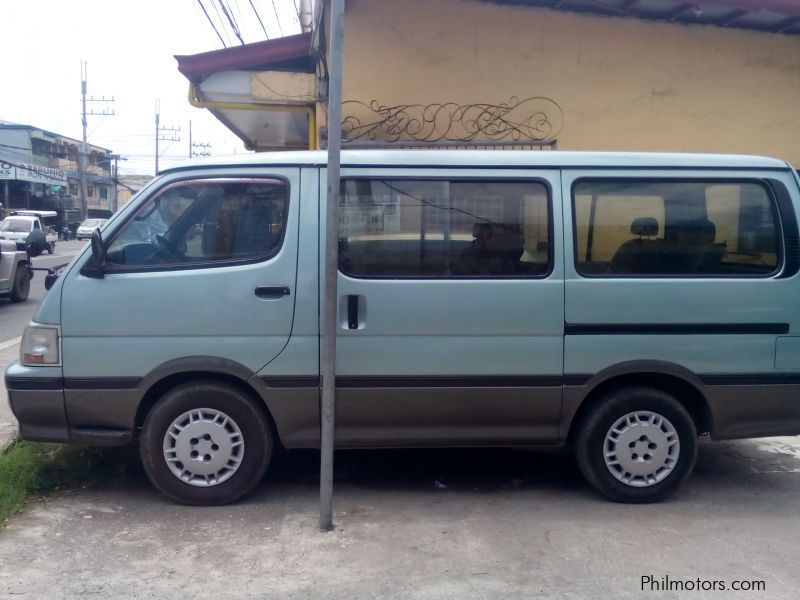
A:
9,264,30,303
47,242,54,254
140,380,273,505
575,386,697,503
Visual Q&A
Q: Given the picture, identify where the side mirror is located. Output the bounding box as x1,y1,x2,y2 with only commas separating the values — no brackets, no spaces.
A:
84,228,106,279
25,230,46,258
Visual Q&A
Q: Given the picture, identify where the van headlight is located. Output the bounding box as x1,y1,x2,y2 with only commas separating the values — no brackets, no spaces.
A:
20,324,60,366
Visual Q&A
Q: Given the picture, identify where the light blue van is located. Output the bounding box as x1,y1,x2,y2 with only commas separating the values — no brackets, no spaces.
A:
7,151,800,505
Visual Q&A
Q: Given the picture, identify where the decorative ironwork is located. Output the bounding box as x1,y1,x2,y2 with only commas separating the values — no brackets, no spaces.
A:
340,97,563,145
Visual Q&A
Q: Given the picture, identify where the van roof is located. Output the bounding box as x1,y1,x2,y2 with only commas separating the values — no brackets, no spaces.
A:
160,150,791,174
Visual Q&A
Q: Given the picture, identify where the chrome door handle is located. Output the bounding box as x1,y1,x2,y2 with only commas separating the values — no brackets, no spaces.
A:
255,286,291,299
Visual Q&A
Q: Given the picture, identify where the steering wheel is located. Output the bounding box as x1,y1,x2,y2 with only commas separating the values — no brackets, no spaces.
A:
152,233,185,261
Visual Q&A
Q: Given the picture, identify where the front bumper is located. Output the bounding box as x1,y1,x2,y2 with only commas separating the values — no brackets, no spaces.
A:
5,362,135,445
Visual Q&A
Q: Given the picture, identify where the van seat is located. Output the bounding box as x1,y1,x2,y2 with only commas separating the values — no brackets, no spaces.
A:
666,219,726,274
610,217,662,274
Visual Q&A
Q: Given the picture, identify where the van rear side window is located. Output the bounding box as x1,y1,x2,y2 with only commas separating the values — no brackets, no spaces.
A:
338,179,551,278
573,180,780,277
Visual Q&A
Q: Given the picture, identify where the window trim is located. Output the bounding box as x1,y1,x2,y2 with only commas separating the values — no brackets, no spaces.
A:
94,176,291,275
337,176,555,280
570,177,785,280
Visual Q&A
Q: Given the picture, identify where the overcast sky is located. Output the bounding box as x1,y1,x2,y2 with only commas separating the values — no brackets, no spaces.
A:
3,0,303,176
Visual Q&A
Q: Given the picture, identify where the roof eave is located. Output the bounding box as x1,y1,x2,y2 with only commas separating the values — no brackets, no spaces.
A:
175,32,313,81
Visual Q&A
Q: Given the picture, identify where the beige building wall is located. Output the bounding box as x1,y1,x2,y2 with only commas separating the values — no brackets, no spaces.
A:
337,0,800,164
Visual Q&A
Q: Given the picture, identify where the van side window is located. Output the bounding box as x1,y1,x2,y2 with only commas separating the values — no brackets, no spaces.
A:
106,179,288,268
573,180,780,277
338,179,550,278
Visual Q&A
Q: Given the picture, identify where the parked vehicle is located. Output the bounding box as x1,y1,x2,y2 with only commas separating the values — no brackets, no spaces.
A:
75,218,108,241
0,210,58,254
6,151,800,505
0,231,46,303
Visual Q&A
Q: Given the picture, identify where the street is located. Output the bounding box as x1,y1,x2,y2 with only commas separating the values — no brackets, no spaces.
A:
0,239,85,343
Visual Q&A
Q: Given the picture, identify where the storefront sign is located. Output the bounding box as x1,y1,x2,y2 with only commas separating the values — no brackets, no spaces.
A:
0,162,14,180
14,162,67,185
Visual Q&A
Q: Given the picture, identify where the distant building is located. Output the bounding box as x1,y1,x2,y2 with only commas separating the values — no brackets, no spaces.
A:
117,174,153,208
0,121,116,222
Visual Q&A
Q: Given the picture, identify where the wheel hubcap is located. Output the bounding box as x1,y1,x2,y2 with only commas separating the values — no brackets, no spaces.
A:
603,410,680,487
162,408,244,487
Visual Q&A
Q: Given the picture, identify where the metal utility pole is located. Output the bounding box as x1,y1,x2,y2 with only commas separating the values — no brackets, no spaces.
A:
188,121,212,159
108,154,125,213
155,99,180,174
320,0,345,533
79,61,114,220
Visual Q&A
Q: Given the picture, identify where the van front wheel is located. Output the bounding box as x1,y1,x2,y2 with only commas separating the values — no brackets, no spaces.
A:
140,381,273,505
575,386,697,503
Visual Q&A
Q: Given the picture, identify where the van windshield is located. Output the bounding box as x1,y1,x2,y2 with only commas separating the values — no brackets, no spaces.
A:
0,218,33,233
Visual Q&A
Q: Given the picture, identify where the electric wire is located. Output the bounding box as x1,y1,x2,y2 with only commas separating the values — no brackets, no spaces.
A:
229,0,248,38
196,0,228,47
249,0,270,39
218,0,246,44
210,0,235,47
270,0,284,37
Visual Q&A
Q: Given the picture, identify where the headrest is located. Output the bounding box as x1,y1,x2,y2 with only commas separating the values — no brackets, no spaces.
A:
676,220,716,245
631,217,659,237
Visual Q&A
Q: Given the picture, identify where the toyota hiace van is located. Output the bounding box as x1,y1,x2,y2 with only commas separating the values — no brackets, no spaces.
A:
7,150,800,505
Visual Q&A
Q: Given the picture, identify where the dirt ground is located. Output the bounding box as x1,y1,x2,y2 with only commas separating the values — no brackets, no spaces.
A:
1,436,799,599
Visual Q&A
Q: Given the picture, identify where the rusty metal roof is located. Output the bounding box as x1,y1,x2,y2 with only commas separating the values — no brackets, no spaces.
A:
175,32,313,81
481,0,800,34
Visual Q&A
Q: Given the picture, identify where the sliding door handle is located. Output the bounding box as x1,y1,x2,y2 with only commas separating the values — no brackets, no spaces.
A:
255,286,291,299
347,295,359,329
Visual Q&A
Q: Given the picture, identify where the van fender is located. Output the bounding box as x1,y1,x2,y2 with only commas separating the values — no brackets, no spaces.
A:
136,356,267,426
561,360,709,440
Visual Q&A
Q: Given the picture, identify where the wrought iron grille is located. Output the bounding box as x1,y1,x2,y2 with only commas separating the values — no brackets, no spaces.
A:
333,97,563,150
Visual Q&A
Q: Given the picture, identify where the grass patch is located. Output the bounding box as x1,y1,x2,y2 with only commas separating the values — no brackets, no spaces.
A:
0,440,139,524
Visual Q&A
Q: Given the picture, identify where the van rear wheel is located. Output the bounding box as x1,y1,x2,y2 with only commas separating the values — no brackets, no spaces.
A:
575,386,697,503
140,381,273,505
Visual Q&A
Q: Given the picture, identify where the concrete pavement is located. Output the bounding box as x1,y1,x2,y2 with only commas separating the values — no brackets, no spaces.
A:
0,436,799,598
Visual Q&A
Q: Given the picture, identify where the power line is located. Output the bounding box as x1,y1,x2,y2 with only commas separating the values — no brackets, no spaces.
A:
248,0,269,39
229,0,248,37
210,0,234,47
223,0,242,32
270,0,284,37
218,0,245,44
197,0,227,47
